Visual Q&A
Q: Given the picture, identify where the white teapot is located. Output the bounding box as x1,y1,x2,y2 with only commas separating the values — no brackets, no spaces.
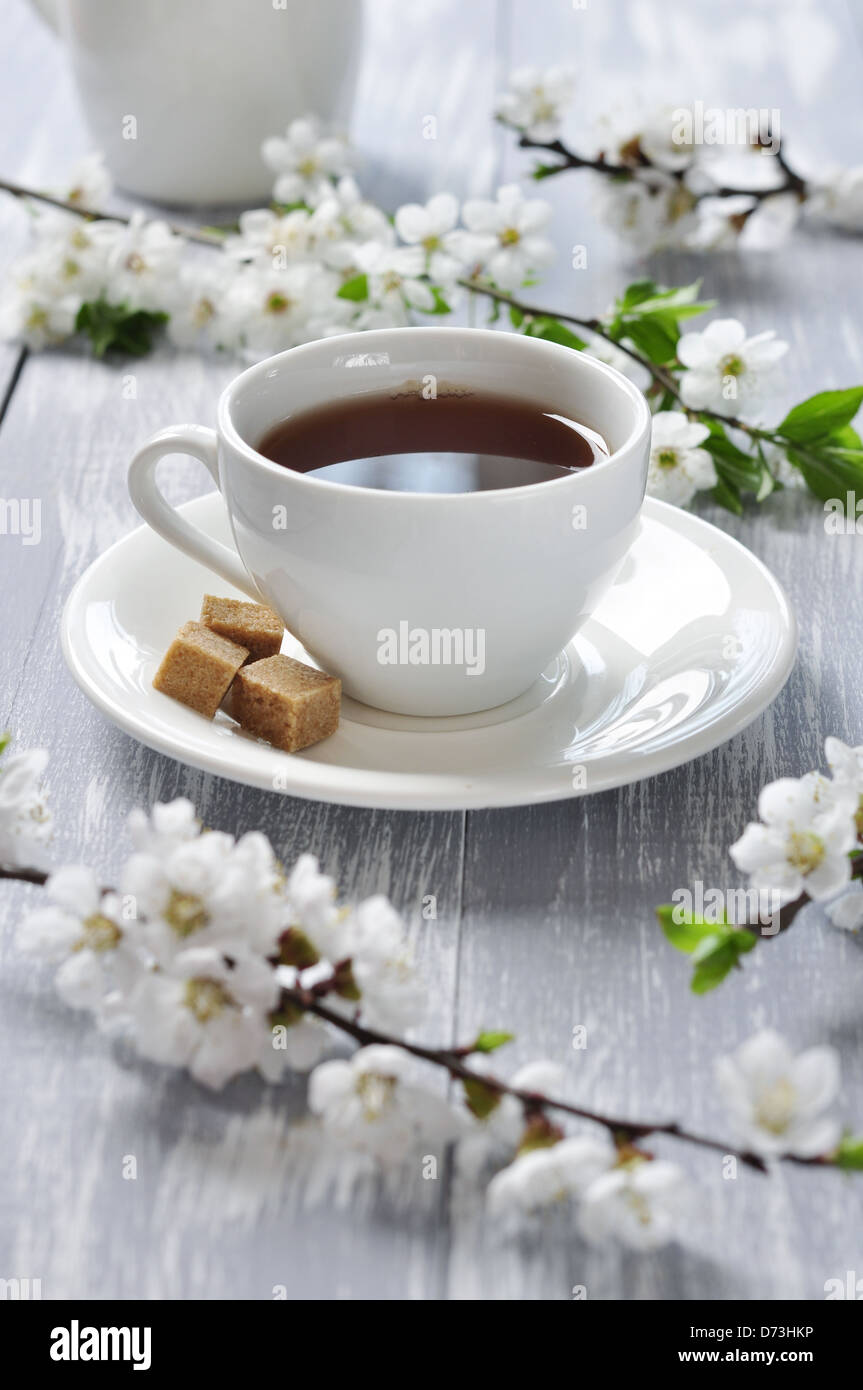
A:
31,0,362,206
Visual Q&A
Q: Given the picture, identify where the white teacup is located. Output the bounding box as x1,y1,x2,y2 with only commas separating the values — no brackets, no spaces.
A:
128,327,651,717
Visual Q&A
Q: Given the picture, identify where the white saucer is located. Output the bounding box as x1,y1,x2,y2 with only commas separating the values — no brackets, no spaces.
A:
61,493,796,810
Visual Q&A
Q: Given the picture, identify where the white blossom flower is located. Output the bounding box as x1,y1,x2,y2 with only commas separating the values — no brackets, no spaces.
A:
0,254,82,349
33,215,112,297
677,318,788,417
825,888,863,932
825,736,863,831
0,743,51,865
809,166,863,232
594,170,699,253
394,193,465,285
739,192,803,250
455,1059,568,1178
639,106,697,173
127,945,280,1089
165,259,240,351
18,865,135,1012
261,994,332,1078
128,798,200,857
355,241,437,316
337,894,425,1033
262,116,352,206
220,262,339,360
56,152,112,211
98,211,184,312
460,184,554,290
578,1157,689,1250
495,65,576,143
308,1045,462,1161
285,854,348,961
225,206,313,266
687,192,801,253
716,1029,841,1158
121,815,286,961
309,176,393,269
730,771,857,903
647,411,717,507
487,1134,614,1218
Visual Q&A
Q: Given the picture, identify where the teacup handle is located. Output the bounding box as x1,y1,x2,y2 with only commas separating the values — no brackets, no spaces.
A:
128,425,263,601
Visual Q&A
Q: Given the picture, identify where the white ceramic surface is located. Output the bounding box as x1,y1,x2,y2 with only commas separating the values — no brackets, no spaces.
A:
31,0,361,205
127,326,653,717
61,491,797,811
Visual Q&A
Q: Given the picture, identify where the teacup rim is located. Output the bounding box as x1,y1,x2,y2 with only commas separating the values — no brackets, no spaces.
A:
217,325,652,502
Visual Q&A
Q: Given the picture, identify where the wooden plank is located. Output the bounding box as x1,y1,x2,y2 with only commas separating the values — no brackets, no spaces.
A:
0,0,500,1299
447,0,863,1299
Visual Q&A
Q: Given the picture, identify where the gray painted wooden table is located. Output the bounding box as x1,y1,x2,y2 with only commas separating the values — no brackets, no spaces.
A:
1,0,862,1300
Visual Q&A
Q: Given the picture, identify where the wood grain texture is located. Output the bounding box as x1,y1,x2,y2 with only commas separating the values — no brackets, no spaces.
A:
1,0,862,1300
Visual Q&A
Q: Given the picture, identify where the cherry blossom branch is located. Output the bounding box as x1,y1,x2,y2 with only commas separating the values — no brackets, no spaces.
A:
458,276,774,438
510,128,809,206
0,175,792,449
282,982,770,1172
0,177,225,247
6,858,857,1174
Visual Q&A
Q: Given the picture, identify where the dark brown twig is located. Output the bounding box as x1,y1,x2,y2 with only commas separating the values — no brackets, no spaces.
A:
512,127,810,208
0,177,226,247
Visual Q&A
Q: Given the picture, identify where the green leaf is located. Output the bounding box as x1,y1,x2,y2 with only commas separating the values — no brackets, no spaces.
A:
336,272,369,302
776,388,863,445
699,420,775,500
75,299,168,357
615,279,711,322
754,441,778,501
834,1134,863,1170
657,906,756,994
509,304,524,328
472,1030,515,1054
199,222,238,238
418,285,452,315
702,432,766,493
656,904,727,953
462,1077,500,1120
523,315,587,351
712,476,745,515
826,423,862,449
787,439,863,505
627,280,702,311
618,279,662,310
270,200,311,216
691,939,741,995
0,731,10,758
622,315,679,365
532,161,568,180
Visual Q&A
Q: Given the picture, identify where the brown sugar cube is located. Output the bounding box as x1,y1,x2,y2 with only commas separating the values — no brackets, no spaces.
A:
229,654,340,752
200,594,284,664
153,621,248,718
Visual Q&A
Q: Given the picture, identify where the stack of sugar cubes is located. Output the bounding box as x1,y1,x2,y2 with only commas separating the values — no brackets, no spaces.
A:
153,595,340,752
